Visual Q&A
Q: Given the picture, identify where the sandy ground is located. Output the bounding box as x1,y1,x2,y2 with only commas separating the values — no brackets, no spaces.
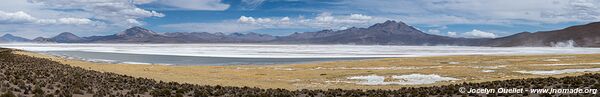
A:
14,50,600,90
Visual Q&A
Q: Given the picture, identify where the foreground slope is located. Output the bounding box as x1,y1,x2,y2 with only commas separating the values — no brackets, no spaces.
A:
1,48,599,96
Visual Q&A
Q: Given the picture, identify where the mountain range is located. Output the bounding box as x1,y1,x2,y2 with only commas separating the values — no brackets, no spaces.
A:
0,34,31,42
1,20,599,47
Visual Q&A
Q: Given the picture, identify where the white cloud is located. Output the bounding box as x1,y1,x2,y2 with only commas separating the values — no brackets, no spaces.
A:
281,17,291,21
447,32,457,37
241,0,266,10
0,11,36,24
256,18,272,23
239,13,379,30
239,16,255,23
126,19,143,26
315,12,335,23
159,22,262,33
0,11,93,25
427,29,440,34
155,0,230,10
342,0,600,26
119,8,165,18
462,29,497,38
27,0,164,27
239,16,277,24
0,0,169,38
444,30,498,38
169,13,381,33
349,14,373,20
309,12,379,28
36,18,93,25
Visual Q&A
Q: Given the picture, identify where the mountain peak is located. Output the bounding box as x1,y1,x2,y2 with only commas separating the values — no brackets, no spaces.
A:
117,26,159,37
382,20,399,24
2,34,14,37
1,34,31,42
125,26,152,33
56,32,77,37
52,32,86,43
366,20,423,35
369,20,409,28
128,26,147,31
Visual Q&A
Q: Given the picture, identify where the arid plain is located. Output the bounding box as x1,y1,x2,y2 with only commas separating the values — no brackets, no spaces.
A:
14,50,600,90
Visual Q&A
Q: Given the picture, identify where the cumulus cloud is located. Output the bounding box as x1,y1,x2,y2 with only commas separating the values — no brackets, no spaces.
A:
0,11,93,25
0,11,36,24
238,13,377,29
119,8,165,18
166,13,380,33
447,31,457,37
238,16,277,24
280,17,291,24
0,0,169,38
427,29,440,34
28,0,164,27
239,16,255,23
462,29,497,38
126,19,143,26
160,22,262,33
341,0,600,26
349,14,373,20
37,18,93,25
315,12,335,23
444,30,497,38
304,12,377,28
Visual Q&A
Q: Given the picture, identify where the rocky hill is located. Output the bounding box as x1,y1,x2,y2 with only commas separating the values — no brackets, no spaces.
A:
0,34,30,42
487,22,600,47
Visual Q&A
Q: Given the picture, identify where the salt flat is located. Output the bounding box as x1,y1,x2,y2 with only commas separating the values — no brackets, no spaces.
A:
2,43,600,58
2,43,600,65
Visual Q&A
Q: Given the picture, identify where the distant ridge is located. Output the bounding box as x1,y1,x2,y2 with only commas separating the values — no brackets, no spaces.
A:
32,37,55,43
79,27,276,43
0,34,30,42
271,20,487,45
11,20,600,47
52,32,88,43
486,22,600,47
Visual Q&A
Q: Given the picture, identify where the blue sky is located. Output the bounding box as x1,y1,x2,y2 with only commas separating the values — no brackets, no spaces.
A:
0,0,599,38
